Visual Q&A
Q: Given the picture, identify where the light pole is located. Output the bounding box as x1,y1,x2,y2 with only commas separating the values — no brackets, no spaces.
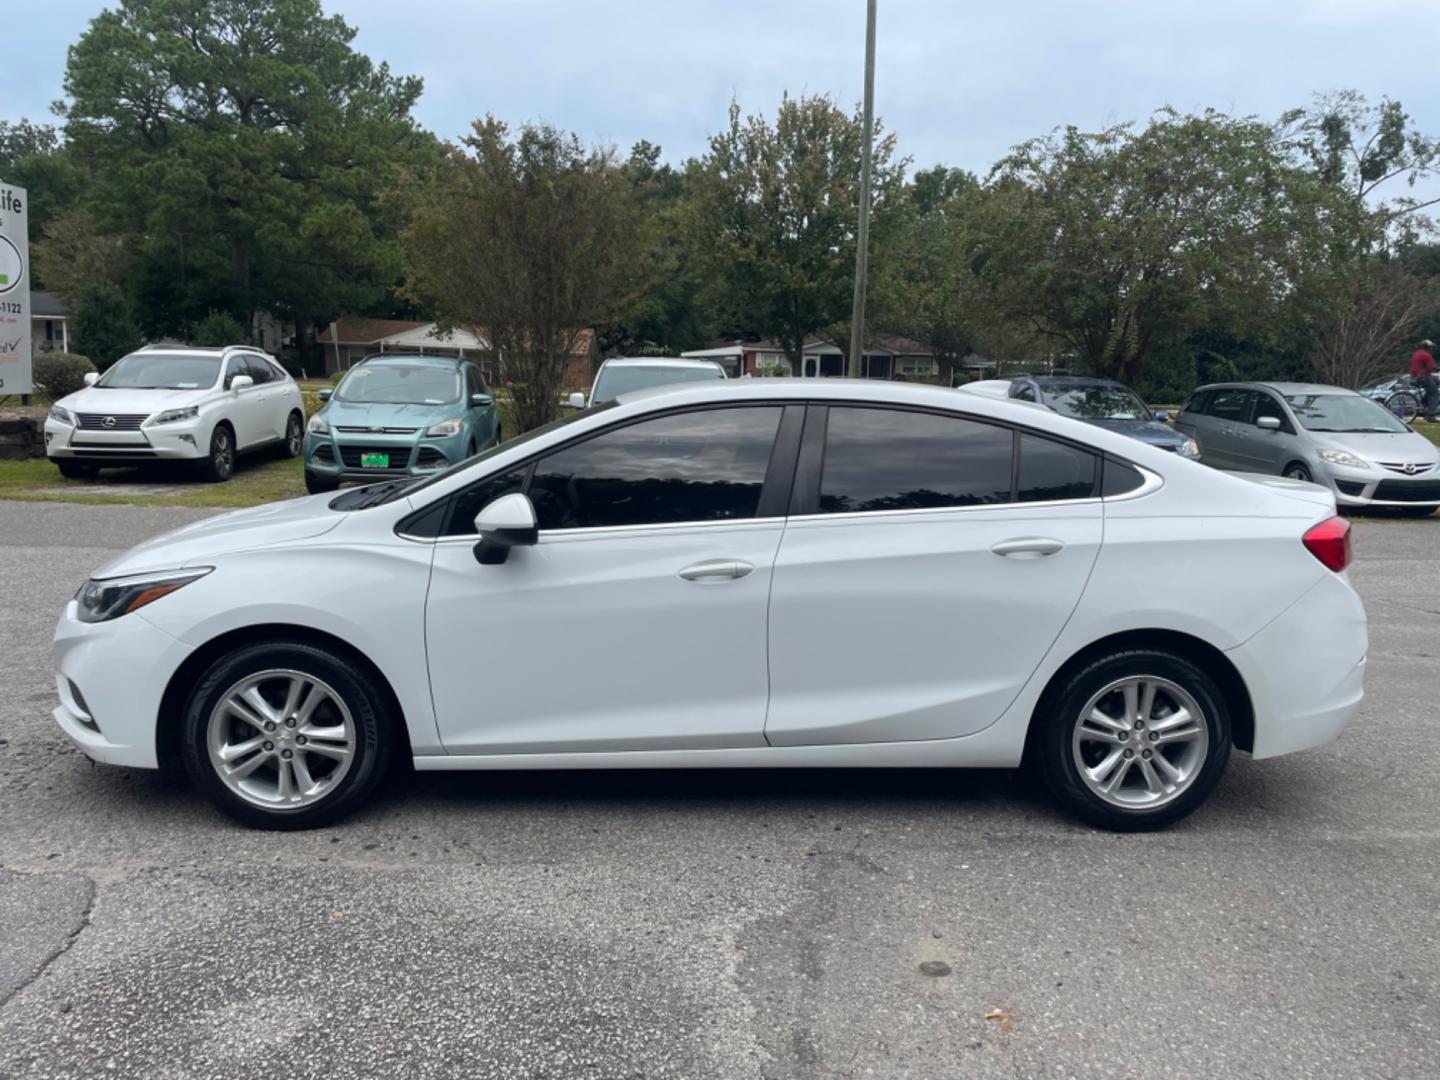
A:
847,0,877,378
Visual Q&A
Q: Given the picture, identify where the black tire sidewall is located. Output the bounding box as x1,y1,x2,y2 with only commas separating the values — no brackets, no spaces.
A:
1283,462,1311,482
1036,650,1232,831
281,413,303,458
180,640,392,829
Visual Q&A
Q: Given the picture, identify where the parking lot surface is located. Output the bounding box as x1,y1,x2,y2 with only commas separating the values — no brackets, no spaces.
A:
1,500,1437,1079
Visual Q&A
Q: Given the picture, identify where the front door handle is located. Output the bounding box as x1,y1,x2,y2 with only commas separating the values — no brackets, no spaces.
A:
991,537,1065,559
678,559,754,582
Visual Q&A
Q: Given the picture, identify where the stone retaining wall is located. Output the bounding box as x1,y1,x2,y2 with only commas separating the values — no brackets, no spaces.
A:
0,416,46,460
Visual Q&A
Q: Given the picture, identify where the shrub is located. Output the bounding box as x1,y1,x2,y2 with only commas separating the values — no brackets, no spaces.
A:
193,309,247,347
32,352,98,400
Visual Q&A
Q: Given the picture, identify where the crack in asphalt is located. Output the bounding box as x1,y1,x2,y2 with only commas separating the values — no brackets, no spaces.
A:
0,870,97,1010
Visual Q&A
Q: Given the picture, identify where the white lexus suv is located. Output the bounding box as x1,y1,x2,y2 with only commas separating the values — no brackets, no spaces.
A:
45,345,305,482
51,379,1367,830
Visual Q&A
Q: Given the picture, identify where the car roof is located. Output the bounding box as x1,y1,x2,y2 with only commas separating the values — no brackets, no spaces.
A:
1022,374,1130,389
355,352,463,368
1196,381,1356,396
600,356,723,370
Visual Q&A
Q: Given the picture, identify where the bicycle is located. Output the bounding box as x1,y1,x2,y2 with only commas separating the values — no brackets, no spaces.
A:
1386,388,1422,422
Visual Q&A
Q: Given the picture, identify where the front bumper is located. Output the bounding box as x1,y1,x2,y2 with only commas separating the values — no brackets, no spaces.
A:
304,430,466,480
45,418,208,463
1317,460,1440,508
52,601,194,768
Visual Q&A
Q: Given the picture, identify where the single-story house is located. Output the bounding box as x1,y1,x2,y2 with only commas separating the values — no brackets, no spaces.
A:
32,291,70,355
681,335,938,380
317,318,598,386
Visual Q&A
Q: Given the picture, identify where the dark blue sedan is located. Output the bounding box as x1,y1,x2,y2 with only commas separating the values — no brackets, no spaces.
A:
1000,375,1201,458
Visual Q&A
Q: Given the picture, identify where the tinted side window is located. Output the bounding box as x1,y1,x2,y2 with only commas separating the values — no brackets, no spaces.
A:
1252,393,1289,430
444,466,529,536
244,355,276,384
819,407,1013,513
1208,389,1252,422
1017,434,1097,502
1182,390,1210,415
1013,383,1037,402
465,367,482,398
529,407,782,530
223,356,248,389
1101,458,1146,497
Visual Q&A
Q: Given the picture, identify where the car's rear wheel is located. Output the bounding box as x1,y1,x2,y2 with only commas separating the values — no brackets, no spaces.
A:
199,424,235,482
304,469,339,494
55,460,99,480
181,640,394,829
279,411,303,458
1034,650,1231,831
1283,461,1312,482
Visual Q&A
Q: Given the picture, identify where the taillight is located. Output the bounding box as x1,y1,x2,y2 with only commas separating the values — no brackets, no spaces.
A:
1302,515,1351,572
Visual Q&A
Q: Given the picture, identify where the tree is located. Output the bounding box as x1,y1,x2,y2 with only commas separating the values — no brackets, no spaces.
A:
969,109,1353,383
0,119,88,285
194,309,248,347
1309,261,1434,387
689,95,906,370
399,119,642,431
32,207,130,304
59,0,432,351
74,285,141,370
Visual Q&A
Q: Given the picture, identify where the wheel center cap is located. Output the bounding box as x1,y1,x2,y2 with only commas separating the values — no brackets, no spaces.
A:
276,730,291,745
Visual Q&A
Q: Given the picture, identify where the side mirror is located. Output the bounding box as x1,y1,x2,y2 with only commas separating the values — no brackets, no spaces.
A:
316,387,333,401
471,393,494,406
1257,415,1281,431
473,492,538,565
568,392,586,410
230,374,254,393
83,372,100,386
1153,409,1171,423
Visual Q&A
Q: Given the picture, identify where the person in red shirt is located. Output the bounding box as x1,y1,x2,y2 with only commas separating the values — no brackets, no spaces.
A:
1412,340,1438,423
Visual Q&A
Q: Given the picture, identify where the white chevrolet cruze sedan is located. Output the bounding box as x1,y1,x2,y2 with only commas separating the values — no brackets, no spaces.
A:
52,380,1367,830
45,345,305,482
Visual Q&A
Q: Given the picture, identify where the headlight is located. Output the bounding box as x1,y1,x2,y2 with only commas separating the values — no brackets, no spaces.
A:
49,405,76,426
75,567,212,623
425,418,463,437
146,406,199,427
1318,449,1367,469
1177,437,1201,460
307,414,329,434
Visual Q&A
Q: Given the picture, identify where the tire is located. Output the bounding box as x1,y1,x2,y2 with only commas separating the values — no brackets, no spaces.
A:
304,469,340,495
55,460,99,480
180,639,395,829
1282,461,1312,482
1033,649,1232,831
1387,392,1420,423
1397,505,1437,518
279,411,303,459
199,424,235,482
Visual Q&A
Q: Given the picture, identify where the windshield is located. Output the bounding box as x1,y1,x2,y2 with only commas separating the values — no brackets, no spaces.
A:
592,364,723,404
1284,393,1409,433
1044,385,1151,421
340,400,623,509
336,362,461,405
96,353,220,390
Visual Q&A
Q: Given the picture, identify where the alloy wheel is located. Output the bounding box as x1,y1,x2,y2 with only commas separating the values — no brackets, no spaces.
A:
287,415,303,455
206,669,357,810
213,429,234,478
1071,675,1209,810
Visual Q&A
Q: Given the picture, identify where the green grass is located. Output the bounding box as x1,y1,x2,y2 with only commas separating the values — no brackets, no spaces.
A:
0,453,307,508
1413,422,1440,448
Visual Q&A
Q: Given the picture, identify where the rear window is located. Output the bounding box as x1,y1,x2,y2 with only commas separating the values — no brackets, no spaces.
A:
1017,434,1098,502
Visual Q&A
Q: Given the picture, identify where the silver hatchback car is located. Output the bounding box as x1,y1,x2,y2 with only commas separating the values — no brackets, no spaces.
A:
1175,381,1440,515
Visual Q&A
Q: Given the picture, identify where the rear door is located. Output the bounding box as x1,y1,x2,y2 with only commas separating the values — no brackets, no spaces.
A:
1198,388,1255,469
764,404,1104,746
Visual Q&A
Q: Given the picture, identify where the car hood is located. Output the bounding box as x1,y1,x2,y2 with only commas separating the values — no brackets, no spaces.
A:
1080,417,1186,446
57,386,212,415
1312,430,1440,463
90,494,346,579
319,399,459,430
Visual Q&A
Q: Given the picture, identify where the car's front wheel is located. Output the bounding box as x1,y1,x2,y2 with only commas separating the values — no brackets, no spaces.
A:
304,469,339,494
180,640,395,829
1033,649,1231,831
199,424,235,482
1282,461,1313,483
55,460,99,480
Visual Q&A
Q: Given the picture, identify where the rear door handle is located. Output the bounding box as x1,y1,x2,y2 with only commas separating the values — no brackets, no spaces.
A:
678,559,754,581
990,537,1065,559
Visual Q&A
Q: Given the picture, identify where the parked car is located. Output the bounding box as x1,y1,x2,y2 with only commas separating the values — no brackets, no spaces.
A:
569,356,725,409
964,374,1200,459
44,344,304,483
303,353,499,494
53,380,1366,832
1175,382,1440,516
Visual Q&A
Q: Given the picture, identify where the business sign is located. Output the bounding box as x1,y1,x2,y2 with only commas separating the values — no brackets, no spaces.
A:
0,182,31,396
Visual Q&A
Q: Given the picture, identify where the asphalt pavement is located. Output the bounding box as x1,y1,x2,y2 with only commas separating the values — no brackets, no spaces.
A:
1,499,1437,1079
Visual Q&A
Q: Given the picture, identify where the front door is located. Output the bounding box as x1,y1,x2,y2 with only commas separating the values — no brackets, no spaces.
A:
222,355,263,448
424,404,798,755
765,405,1103,746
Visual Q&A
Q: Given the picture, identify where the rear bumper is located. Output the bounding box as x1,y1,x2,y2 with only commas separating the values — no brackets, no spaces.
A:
1226,572,1367,759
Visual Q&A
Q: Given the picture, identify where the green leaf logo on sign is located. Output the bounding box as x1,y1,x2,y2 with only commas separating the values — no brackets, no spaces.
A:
0,234,22,294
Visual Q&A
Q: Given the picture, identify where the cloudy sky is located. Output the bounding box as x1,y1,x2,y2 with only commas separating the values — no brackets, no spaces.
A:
10,0,1440,184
